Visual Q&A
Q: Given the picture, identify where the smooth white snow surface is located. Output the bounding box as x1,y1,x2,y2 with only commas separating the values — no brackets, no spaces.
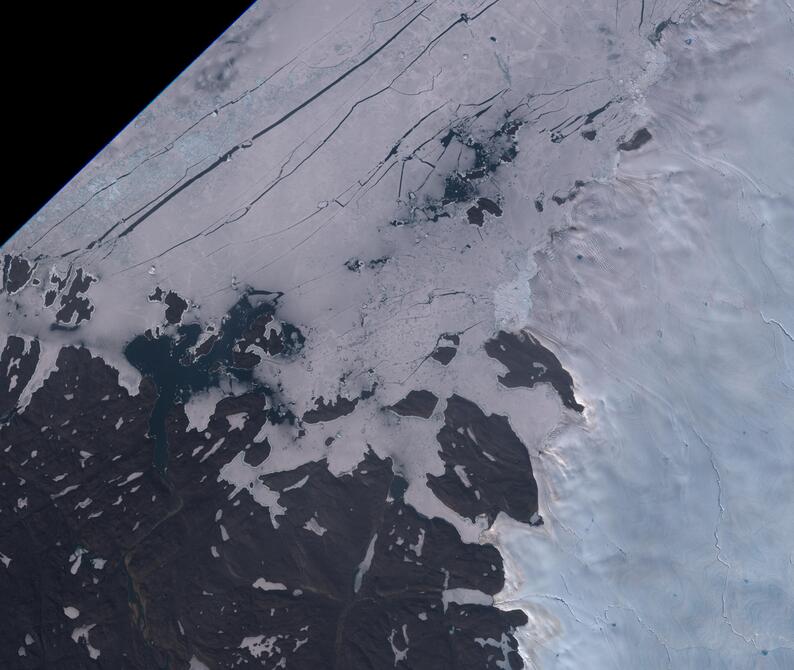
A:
487,3,794,668
253,578,288,592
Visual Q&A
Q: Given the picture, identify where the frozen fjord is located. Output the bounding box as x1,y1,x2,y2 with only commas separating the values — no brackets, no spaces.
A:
2,0,793,668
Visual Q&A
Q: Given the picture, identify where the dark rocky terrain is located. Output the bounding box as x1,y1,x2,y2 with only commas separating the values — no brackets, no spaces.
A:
0,293,585,669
